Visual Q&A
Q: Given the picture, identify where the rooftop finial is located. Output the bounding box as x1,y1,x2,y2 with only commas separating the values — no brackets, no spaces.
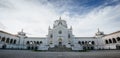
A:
59,16,61,20
98,28,100,32
70,26,72,30
21,29,23,32
49,26,51,30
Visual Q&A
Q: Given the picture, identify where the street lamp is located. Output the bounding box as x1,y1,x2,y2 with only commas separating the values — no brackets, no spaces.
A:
18,36,20,49
23,36,27,49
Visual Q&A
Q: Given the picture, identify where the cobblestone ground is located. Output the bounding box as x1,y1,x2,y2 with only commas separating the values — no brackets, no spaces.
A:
0,50,120,58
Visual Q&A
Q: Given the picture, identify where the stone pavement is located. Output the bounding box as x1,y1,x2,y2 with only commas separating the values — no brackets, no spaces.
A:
0,50,120,58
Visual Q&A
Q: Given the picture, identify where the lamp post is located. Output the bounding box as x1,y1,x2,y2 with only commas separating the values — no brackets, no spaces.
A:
23,36,27,49
18,36,20,50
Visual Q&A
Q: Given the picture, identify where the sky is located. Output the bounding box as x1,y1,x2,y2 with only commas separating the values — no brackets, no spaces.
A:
0,0,120,37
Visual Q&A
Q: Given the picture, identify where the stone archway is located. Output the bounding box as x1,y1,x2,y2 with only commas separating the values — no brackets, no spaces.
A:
116,44,120,50
58,38,62,46
2,44,6,49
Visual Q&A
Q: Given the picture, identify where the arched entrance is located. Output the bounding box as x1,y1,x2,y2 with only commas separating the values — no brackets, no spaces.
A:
58,38,62,46
2,44,6,49
27,46,30,50
116,44,120,50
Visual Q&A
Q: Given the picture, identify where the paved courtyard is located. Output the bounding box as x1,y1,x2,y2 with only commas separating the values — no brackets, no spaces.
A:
0,50,120,58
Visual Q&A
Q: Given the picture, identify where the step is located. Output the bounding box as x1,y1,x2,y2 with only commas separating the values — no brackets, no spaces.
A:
48,46,72,52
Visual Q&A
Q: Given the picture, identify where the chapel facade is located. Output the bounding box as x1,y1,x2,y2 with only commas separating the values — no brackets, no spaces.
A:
0,18,120,51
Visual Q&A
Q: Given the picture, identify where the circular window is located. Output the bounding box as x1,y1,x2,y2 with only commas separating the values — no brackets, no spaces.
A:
58,30,62,34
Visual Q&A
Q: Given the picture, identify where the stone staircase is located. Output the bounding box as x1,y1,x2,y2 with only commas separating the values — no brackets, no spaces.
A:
48,45,72,52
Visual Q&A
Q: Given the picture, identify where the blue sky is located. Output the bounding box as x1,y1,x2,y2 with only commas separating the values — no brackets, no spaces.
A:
0,0,120,37
45,0,120,15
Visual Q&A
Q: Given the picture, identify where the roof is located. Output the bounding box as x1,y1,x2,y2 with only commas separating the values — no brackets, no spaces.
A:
105,30,120,36
0,30,18,37
27,37,46,39
75,37,96,39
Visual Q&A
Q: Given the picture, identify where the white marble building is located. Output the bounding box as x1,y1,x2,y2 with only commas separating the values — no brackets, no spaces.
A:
0,18,120,50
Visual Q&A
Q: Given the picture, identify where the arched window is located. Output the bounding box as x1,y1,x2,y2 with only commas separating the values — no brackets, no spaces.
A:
91,41,95,45
6,38,10,43
82,41,84,45
105,40,108,44
112,38,117,43
34,41,36,44
85,41,87,44
78,41,81,44
30,41,33,44
26,41,30,44
37,41,39,44
117,37,120,41
1,37,5,42
40,41,43,44
109,39,112,43
10,39,13,44
13,40,16,44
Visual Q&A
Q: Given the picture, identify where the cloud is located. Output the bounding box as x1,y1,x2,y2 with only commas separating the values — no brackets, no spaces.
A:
0,0,120,37
0,0,59,36
66,3,120,36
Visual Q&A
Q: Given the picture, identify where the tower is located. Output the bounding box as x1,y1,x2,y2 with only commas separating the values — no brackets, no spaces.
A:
17,29,27,45
95,28,105,49
95,28,104,37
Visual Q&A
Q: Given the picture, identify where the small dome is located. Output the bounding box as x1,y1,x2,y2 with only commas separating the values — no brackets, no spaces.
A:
95,28,104,36
53,17,67,28
18,29,26,36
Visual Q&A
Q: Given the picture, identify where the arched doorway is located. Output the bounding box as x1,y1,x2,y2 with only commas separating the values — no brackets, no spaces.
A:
6,38,10,43
1,37,5,42
10,39,13,44
2,44,6,49
58,38,62,46
27,46,30,50
91,47,94,50
116,44,120,50
112,38,117,43
13,40,16,44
